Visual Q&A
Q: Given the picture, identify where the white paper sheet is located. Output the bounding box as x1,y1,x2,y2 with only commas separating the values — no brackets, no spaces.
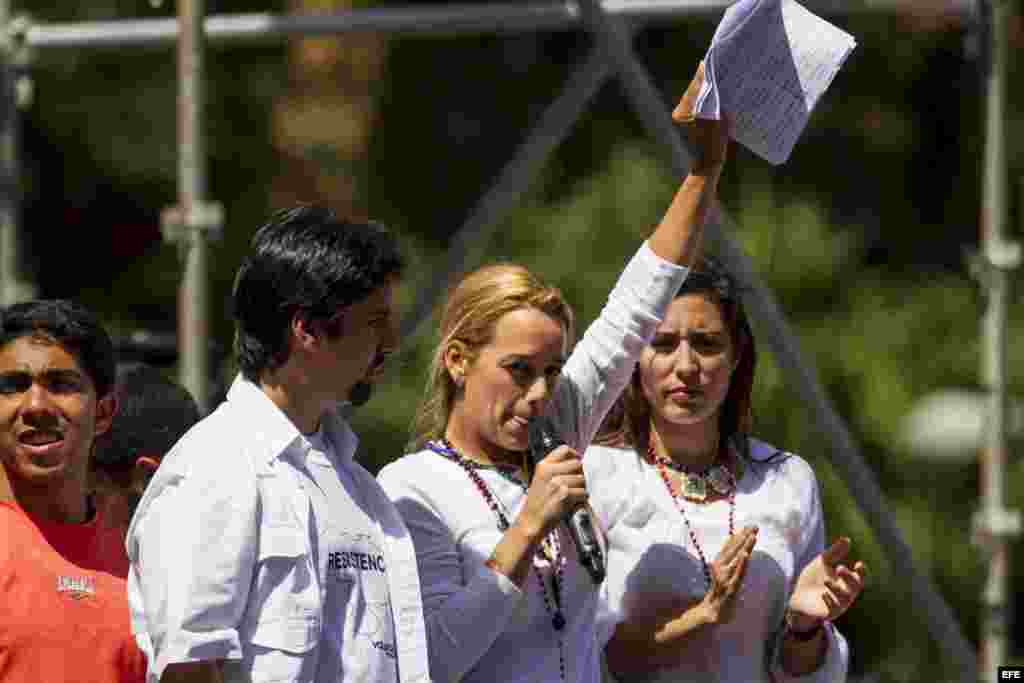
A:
694,0,857,165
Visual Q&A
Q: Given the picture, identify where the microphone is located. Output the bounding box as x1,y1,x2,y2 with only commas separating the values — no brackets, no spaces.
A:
527,416,606,584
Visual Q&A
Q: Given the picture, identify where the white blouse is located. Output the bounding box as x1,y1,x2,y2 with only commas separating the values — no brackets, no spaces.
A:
378,242,688,683
586,439,850,683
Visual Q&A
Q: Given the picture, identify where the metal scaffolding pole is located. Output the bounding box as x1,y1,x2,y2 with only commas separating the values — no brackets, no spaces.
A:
401,42,621,339
975,0,1021,680
20,2,722,51
573,0,980,678
162,0,221,414
0,2,34,306
18,1,960,52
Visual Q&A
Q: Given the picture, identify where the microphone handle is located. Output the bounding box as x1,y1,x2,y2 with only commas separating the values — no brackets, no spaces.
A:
527,417,605,583
566,505,606,584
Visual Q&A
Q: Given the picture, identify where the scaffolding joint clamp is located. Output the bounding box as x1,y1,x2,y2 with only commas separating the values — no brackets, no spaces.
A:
160,201,224,244
985,239,1022,271
1,14,36,110
966,240,1022,289
1,13,31,53
971,507,1022,548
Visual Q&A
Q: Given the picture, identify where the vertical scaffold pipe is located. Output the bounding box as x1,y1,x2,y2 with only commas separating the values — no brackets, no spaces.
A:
0,1,34,306
177,0,212,413
977,1,1020,680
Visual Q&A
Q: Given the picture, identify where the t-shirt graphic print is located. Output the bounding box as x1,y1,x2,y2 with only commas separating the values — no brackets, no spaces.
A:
305,429,398,683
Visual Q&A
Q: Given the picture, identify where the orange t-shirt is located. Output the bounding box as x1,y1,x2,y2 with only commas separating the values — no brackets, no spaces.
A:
0,501,147,683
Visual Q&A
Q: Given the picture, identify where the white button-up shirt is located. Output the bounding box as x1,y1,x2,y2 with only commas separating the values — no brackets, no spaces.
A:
127,377,430,683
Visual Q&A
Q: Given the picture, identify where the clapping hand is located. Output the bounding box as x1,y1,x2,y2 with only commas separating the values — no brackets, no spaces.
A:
701,526,758,625
787,537,867,629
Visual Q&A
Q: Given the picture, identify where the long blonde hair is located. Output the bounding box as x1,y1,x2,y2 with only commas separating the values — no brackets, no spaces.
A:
409,263,575,451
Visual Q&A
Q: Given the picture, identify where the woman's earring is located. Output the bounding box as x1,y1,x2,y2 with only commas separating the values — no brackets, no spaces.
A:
730,353,741,374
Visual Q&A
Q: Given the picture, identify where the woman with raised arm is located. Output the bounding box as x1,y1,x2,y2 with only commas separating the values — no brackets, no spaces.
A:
377,73,729,683
587,256,867,682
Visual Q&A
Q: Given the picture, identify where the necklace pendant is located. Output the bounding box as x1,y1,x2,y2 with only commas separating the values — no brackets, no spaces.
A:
536,538,555,565
707,465,733,495
552,612,566,631
682,474,707,502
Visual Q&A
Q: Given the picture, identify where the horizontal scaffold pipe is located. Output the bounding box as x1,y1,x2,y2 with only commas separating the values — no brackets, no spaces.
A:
21,0,973,51
23,2,723,50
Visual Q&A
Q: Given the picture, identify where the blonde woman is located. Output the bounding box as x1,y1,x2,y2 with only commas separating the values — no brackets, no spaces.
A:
377,84,730,683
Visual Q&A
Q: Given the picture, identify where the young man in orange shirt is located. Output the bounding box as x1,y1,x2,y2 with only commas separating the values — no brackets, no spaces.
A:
0,299,147,683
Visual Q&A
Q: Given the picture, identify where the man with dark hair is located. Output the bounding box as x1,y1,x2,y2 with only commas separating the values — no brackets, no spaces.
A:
91,363,201,532
127,206,430,683
0,299,147,683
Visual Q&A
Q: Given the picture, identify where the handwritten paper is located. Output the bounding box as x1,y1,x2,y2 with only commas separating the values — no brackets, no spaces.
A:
693,0,857,165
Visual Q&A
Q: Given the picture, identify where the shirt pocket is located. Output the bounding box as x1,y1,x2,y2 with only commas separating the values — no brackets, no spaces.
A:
248,524,321,655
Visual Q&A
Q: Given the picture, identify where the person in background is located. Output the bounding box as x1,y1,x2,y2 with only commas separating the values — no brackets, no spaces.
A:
376,72,727,683
0,299,146,683
91,362,201,533
587,256,867,682
127,206,430,683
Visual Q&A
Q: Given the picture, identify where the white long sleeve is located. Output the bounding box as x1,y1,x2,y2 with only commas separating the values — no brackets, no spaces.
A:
379,241,688,683
379,453,527,683
551,242,689,451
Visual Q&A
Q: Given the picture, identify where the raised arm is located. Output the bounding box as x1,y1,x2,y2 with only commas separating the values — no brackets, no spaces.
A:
552,68,731,450
649,63,729,268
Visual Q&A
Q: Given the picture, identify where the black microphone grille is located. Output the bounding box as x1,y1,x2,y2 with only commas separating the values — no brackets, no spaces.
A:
527,415,564,463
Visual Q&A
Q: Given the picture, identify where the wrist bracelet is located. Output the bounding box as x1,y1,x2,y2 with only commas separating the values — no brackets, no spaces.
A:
785,611,825,641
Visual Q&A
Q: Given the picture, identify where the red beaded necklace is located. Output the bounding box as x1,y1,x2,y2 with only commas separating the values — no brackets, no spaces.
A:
427,439,568,681
646,437,737,589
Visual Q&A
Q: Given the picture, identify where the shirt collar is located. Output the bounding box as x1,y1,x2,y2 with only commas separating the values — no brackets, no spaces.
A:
226,375,359,466
316,407,359,464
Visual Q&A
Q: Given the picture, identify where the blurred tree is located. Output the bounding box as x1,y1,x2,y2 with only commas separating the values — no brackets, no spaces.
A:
269,0,390,216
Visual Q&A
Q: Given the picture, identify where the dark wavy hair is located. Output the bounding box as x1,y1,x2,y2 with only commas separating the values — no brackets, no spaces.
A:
232,205,404,381
596,255,756,457
0,299,116,398
93,363,200,471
